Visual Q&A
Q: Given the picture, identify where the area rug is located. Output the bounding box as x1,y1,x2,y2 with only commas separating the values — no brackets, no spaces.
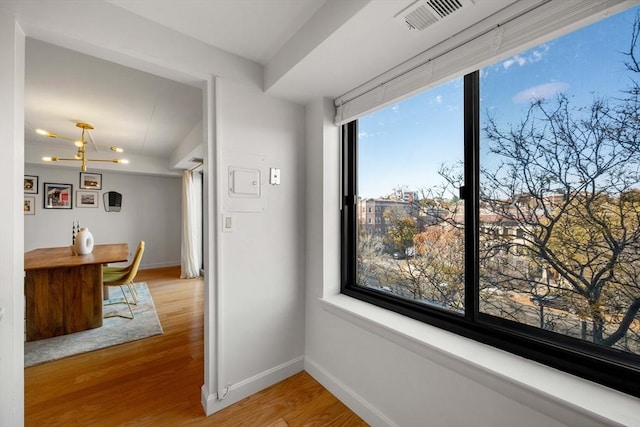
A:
24,282,163,367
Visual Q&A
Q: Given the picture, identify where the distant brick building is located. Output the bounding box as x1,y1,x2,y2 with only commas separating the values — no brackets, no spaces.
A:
393,188,418,203
358,199,412,235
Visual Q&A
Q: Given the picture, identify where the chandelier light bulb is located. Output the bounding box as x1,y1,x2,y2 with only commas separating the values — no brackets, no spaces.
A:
36,129,56,138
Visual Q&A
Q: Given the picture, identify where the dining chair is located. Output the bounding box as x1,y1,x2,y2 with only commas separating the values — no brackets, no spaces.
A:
103,240,145,319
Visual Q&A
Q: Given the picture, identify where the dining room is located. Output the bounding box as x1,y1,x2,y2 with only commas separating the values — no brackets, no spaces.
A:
21,37,204,364
22,35,204,272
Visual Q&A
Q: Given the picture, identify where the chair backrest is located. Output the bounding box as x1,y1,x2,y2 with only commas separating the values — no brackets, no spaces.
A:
121,241,145,283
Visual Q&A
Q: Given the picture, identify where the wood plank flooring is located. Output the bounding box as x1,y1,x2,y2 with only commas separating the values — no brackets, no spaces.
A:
24,266,367,426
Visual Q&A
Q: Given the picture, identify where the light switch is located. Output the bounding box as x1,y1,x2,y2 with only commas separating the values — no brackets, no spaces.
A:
223,214,233,232
270,168,281,185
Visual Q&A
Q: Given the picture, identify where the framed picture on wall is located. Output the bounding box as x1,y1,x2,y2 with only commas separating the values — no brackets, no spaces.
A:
24,175,38,194
43,183,73,209
79,172,102,190
24,196,35,215
76,190,99,208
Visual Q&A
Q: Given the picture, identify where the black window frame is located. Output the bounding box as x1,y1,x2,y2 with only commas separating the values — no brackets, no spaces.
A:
340,72,640,398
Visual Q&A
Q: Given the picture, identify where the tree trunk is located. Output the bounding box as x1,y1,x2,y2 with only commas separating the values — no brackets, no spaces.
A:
590,300,605,344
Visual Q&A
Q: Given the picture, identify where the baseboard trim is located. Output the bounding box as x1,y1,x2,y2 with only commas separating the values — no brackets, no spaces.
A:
139,261,180,270
201,355,304,416
304,356,398,427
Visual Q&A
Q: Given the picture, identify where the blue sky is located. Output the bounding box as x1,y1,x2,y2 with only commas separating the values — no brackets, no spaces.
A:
357,5,639,199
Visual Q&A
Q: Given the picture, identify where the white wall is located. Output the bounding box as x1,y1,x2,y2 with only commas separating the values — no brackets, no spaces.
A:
24,165,181,269
0,3,310,422
201,77,307,413
0,12,24,426
304,98,640,427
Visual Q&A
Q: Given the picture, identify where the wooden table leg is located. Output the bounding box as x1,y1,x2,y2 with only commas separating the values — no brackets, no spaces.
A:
63,264,103,334
25,265,104,341
25,269,64,341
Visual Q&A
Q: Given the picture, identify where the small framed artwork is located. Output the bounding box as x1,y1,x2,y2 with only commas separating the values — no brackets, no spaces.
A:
43,183,73,209
24,196,35,215
24,175,38,194
76,190,99,208
79,172,102,190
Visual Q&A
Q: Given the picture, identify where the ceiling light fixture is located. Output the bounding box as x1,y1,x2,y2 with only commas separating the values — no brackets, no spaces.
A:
37,122,129,171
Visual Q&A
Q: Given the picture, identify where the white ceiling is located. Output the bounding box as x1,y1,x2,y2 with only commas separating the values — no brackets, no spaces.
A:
7,0,520,171
25,38,203,159
106,0,328,65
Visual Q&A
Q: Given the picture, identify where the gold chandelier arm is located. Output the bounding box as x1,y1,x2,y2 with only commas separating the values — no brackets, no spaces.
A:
45,157,80,161
39,122,128,171
85,158,129,163
36,129,80,143
43,157,128,163
56,135,79,142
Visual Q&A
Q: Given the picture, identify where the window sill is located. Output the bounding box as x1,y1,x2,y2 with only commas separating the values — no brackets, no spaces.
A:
320,294,639,427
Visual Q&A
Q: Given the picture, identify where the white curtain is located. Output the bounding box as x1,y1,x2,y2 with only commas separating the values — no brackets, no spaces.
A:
181,170,201,278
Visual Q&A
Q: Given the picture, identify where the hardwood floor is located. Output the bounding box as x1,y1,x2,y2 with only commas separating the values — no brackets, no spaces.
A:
24,267,367,426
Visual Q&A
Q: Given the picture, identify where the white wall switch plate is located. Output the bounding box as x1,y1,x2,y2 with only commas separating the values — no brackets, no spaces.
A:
270,168,281,185
223,214,233,232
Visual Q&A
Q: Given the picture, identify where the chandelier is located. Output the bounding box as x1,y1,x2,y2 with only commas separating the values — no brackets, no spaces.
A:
36,122,129,172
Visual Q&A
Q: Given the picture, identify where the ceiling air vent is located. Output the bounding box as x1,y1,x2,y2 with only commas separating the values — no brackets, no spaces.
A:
189,157,204,164
394,0,469,31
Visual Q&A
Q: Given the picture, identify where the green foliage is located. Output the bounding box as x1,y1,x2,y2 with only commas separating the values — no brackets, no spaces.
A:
383,207,417,252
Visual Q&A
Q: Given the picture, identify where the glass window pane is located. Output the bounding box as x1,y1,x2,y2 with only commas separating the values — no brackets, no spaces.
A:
356,79,465,314
479,7,640,355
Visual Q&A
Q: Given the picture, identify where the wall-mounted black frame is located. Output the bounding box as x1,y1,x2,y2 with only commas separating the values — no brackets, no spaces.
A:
103,191,122,212
43,182,73,209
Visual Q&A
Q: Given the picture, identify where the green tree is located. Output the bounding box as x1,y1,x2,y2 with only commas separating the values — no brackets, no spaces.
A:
383,207,417,253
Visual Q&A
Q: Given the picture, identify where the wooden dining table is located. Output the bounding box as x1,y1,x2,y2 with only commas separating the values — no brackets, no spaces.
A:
24,243,129,341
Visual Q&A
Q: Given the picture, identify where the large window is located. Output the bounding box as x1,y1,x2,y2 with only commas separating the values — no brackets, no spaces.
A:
341,6,640,396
